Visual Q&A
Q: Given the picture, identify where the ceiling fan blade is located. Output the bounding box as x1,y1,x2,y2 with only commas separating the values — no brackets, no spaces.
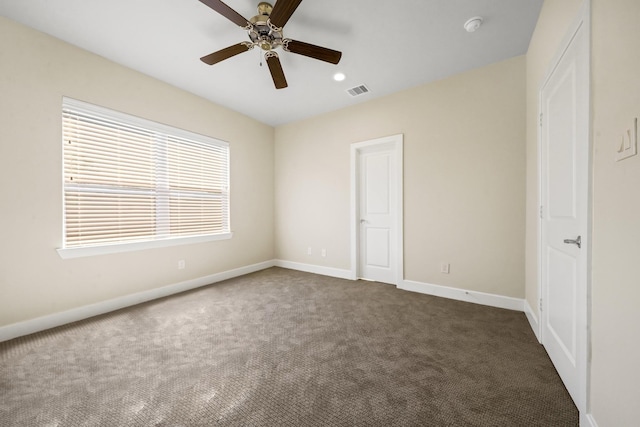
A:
268,0,303,29
265,52,288,89
200,43,252,65
283,39,342,64
199,0,251,28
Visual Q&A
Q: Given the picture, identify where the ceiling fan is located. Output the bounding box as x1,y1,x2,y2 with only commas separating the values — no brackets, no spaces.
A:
199,0,342,89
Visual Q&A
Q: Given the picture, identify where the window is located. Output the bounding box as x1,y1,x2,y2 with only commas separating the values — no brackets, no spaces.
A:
58,98,230,258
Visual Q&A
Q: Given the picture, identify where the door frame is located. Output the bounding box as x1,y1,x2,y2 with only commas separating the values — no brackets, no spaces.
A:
537,0,591,417
350,134,404,284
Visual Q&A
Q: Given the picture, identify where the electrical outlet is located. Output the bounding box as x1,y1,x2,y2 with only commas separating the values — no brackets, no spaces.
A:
307,247,312,256
321,249,327,257
178,260,185,270
440,263,450,274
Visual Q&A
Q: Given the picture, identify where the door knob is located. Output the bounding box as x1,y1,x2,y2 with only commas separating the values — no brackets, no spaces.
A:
360,219,368,224
563,235,581,249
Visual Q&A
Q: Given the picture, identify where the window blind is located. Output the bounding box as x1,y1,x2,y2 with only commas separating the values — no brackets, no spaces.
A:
62,99,229,249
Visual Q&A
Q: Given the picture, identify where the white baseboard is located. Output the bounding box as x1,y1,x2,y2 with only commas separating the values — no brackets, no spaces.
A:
399,279,524,312
0,261,530,342
274,261,525,313
0,260,275,343
583,413,599,427
524,299,541,342
274,260,354,280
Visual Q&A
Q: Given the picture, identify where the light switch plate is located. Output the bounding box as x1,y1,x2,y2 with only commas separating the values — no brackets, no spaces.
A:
616,118,637,161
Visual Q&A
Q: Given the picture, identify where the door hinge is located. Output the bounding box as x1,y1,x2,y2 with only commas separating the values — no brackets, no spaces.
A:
539,113,543,127
539,299,543,312
539,205,544,219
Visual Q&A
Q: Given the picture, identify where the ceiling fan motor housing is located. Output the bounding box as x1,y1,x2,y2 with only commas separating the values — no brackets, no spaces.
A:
249,2,282,51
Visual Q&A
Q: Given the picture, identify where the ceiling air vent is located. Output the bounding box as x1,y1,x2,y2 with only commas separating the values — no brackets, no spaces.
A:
346,84,370,97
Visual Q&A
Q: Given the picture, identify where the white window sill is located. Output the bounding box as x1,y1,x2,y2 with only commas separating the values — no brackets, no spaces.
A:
57,232,233,259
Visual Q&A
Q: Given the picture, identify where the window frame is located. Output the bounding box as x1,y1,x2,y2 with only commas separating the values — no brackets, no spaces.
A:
57,98,232,259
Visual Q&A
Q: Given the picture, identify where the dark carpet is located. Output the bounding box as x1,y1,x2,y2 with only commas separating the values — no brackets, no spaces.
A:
0,267,578,426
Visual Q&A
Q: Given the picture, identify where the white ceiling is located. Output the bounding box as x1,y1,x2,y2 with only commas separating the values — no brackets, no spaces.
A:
0,0,543,126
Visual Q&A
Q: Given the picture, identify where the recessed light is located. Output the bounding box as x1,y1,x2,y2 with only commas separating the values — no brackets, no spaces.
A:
333,72,346,82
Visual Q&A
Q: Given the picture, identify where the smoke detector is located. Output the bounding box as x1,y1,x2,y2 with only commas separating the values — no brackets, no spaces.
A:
464,16,483,32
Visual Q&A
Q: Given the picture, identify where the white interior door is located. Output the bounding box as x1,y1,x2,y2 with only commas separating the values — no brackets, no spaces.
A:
539,13,589,413
351,135,403,285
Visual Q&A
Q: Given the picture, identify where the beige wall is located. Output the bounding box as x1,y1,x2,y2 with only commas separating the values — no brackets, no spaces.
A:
0,17,275,327
275,56,526,298
590,0,640,424
527,1,640,424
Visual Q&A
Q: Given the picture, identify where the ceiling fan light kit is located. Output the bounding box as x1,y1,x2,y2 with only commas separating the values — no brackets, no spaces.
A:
199,0,342,89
